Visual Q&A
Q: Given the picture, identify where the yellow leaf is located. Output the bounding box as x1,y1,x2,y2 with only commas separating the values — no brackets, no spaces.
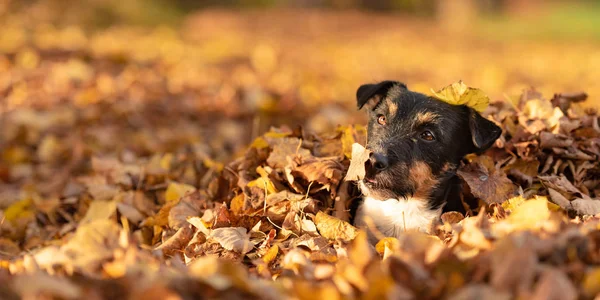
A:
314,211,359,242
256,166,270,178
375,237,400,255
339,125,367,159
582,268,600,297
247,177,277,195
430,81,490,112
203,158,224,172
80,200,116,225
37,135,63,162
546,201,562,212
262,245,279,264
523,98,554,120
4,199,35,223
501,195,526,212
2,146,30,164
159,153,173,170
247,167,277,195
165,182,196,203
230,193,245,215
250,136,269,149
15,48,40,69
506,197,550,229
263,131,289,139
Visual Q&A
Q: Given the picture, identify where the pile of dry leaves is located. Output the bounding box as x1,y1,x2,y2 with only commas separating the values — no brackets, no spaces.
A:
2,80,600,299
1,14,600,299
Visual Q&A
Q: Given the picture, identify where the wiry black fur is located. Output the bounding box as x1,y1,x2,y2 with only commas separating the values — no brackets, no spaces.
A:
356,80,502,213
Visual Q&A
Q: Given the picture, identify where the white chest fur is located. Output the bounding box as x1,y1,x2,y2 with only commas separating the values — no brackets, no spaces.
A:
355,196,442,242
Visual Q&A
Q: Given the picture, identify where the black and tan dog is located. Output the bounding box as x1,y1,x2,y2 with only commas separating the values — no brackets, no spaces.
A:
352,81,502,242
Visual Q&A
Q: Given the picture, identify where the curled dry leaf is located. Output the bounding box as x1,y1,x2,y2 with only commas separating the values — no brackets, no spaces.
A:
168,191,207,229
314,211,359,242
209,227,253,254
430,81,490,112
155,225,194,256
266,137,312,169
570,199,600,216
344,143,371,182
440,211,465,225
293,158,344,187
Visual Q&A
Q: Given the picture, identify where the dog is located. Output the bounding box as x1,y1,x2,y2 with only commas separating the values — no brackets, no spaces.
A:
352,80,502,243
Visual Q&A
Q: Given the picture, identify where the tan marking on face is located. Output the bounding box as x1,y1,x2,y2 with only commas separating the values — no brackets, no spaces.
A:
415,112,439,125
386,98,398,117
409,161,439,199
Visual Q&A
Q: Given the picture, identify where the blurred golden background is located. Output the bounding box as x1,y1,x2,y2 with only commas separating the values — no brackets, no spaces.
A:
1,0,600,163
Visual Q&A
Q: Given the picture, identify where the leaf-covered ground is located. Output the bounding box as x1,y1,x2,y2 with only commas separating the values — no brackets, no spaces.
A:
1,10,600,300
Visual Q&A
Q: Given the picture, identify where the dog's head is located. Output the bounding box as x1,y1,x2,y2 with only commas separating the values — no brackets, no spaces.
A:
356,81,502,201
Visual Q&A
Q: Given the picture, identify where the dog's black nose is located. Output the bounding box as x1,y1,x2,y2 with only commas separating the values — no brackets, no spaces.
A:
369,152,389,171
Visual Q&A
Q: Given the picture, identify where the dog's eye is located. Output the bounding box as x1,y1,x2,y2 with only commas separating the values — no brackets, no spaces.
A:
377,115,386,125
420,130,435,141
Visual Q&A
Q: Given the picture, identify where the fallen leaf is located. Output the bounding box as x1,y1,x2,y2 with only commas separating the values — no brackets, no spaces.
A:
457,162,515,204
209,227,253,254
262,244,279,264
430,81,490,112
441,211,465,224
448,284,511,300
80,200,116,224
582,267,600,298
12,273,82,299
344,143,371,182
570,198,600,216
266,137,311,169
61,219,121,273
503,197,551,231
314,211,359,242
155,224,194,256
531,268,577,300
165,182,197,203
375,237,400,255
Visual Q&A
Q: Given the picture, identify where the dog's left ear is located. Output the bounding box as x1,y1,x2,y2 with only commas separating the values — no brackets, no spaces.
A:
468,107,502,152
356,81,406,110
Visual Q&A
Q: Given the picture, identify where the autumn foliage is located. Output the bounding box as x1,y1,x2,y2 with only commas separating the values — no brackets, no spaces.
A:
1,9,600,300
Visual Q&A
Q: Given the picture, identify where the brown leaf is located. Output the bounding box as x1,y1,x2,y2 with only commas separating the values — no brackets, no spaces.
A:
570,198,600,216
293,158,344,187
547,188,571,209
504,159,539,186
457,162,516,204
551,92,588,113
168,191,208,229
448,284,511,300
155,225,194,256
539,175,587,200
531,268,577,300
539,132,573,149
490,238,537,294
441,211,464,225
12,273,82,299
266,137,312,169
